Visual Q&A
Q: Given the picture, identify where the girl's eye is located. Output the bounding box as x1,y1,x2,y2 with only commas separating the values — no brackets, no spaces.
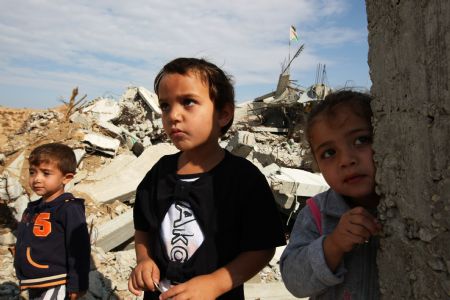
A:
159,102,169,112
29,170,35,175
321,149,336,159
355,135,372,145
183,98,196,107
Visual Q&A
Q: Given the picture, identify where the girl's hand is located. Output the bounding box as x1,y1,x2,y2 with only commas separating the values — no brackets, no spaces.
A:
128,258,161,296
159,274,219,300
329,206,381,253
323,206,381,271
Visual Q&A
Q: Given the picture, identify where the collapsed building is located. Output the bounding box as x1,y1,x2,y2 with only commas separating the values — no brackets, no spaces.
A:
0,78,330,299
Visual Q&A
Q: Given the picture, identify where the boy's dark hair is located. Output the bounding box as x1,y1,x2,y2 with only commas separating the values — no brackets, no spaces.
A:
306,90,373,145
29,143,77,174
154,57,235,135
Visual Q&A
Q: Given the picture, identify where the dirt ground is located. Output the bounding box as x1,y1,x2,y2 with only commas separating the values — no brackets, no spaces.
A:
0,104,109,227
0,106,35,146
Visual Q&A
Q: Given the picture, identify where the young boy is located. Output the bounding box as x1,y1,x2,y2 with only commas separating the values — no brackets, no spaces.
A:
280,91,382,299
128,57,286,300
14,143,90,300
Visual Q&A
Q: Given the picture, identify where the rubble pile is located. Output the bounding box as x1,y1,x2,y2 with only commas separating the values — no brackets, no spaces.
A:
0,82,329,299
112,87,166,147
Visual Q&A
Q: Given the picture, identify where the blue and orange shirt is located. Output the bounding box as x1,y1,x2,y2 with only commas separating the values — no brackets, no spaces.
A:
14,193,90,292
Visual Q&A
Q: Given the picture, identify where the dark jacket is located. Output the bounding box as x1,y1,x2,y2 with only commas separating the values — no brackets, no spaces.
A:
14,193,90,292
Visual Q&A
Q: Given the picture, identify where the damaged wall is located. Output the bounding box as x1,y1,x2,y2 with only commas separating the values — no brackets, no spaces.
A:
367,1,450,298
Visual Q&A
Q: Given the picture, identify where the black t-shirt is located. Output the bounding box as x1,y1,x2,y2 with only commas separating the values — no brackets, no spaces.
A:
134,150,286,300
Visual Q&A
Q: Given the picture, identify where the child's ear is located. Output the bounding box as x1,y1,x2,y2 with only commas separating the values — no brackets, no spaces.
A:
62,173,74,185
218,103,234,128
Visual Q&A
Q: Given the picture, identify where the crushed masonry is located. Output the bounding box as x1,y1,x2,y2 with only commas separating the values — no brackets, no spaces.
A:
0,78,328,299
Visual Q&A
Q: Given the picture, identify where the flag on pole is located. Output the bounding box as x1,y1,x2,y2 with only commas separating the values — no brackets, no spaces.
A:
290,25,298,42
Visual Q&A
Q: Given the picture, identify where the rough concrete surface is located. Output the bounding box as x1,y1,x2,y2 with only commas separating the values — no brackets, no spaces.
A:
367,1,450,299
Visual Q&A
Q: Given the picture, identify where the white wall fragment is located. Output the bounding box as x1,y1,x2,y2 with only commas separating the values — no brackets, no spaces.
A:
83,133,120,157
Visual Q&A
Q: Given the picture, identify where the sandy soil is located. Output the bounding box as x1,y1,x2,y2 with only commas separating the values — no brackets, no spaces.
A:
0,106,36,145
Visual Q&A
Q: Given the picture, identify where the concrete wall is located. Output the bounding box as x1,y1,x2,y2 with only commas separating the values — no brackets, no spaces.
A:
366,1,450,298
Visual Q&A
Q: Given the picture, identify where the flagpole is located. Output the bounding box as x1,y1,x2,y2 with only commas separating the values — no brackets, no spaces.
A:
288,38,291,75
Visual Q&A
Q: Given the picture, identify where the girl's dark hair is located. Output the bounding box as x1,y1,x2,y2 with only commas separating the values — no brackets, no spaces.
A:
154,57,235,135
306,90,373,145
29,143,77,174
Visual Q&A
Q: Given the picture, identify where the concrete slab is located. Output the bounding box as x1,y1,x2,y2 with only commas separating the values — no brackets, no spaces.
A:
226,131,256,157
73,149,86,166
69,111,93,127
252,126,289,133
73,143,177,204
0,171,24,200
6,151,25,178
96,120,123,137
83,133,121,157
277,168,329,197
87,153,136,181
82,98,121,123
94,209,133,252
270,168,329,198
138,87,162,115
244,282,305,300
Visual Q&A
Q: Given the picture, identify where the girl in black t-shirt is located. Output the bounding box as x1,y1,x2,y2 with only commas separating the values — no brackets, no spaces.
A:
128,57,286,300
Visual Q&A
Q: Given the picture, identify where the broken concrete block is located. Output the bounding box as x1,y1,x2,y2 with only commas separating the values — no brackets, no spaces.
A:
73,149,86,166
273,193,292,210
252,126,289,133
138,87,162,115
86,154,136,182
226,131,256,157
119,127,140,148
94,209,133,252
73,143,177,204
253,144,302,169
8,194,29,222
0,172,24,200
96,120,123,138
5,151,25,178
83,133,120,157
69,111,93,127
82,98,121,123
142,136,152,148
269,168,329,198
65,170,88,192
261,163,281,177
265,167,329,209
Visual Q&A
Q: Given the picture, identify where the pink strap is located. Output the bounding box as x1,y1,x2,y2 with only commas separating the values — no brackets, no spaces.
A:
306,197,322,235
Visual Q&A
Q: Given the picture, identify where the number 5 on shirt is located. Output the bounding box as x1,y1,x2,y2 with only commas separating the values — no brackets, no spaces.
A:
33,213,52,237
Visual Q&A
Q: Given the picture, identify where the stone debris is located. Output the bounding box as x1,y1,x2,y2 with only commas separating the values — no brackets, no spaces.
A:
0,80,329,299
94,209,134,252
83,132,121,157
81,98,121,123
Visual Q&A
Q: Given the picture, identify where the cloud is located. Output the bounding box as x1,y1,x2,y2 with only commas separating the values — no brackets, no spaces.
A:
0,0,367,107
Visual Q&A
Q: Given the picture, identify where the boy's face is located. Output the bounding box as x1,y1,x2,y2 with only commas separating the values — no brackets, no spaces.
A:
157,71,232,153
309,106,376,205
28,161,73,202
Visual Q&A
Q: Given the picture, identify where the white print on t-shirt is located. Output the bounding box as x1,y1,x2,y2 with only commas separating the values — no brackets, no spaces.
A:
161,201,204,263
